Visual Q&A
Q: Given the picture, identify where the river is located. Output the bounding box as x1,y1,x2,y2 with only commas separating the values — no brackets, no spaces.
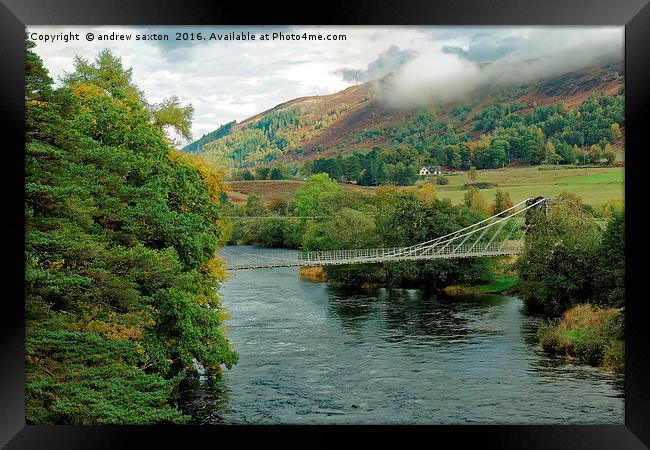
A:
179,246,624,424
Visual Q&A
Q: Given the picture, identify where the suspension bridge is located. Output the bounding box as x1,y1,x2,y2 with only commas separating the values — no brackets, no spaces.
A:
221,196,551,270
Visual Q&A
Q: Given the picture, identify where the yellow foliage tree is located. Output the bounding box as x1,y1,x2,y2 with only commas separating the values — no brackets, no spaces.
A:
416,183,438,204
464,186,488,214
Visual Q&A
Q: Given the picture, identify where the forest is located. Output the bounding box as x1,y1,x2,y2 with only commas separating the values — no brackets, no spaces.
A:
25,39,237,424
303,93,623,186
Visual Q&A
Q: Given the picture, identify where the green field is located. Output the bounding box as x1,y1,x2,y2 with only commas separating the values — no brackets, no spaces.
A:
227,165,624,209
419,165,624,207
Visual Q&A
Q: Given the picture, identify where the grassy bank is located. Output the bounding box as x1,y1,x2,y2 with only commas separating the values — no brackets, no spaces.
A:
537,304,624,373
443,275,519,296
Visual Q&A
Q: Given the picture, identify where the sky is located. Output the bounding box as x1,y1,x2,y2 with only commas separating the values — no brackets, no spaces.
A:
27,26,624,146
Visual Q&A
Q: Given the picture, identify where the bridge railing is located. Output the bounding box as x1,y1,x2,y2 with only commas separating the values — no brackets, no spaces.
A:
224,240,525,269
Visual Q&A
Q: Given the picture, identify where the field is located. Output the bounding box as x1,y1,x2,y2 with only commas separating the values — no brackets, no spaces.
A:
225,180,377,205
225,165,624,208
419,165,624,207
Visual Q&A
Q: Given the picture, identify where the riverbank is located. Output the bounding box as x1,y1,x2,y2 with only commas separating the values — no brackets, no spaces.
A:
537,304,624,373
443,275,519,296
298,266,327,281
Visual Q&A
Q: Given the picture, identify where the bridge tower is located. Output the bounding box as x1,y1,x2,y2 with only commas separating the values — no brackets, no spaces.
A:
526,196,550,215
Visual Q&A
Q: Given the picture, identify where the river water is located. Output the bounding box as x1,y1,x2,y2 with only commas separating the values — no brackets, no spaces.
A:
179,246,624,424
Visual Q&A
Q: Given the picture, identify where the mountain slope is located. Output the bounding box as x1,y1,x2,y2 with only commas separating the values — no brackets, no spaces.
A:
185,63,624,170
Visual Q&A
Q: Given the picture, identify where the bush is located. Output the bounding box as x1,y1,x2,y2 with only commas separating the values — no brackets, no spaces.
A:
435,176,449,185
537,304,624,372
463,182,497,189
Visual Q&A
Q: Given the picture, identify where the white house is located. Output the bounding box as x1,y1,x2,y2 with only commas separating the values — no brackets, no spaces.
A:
419,165,442,176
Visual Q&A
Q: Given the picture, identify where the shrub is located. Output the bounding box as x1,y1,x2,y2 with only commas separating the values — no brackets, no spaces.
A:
463,182,497,189
537,304,624,372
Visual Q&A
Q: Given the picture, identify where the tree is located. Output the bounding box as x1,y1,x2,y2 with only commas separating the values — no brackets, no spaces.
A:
269,166,285,180
255,167,271,180
312,157,342,180
302,208,382,285
594,209,624,308
611,122,622,140
62,49,143,102
152,95,194,142
517,202,601,315
295,173,342,217
493,189,514,215
467,166,478,183
544,140,557,164
25,36,53,100
394,164,417,186
589,144,603,164
373,191,493,289
464,186,488,214
603,144,616,165
62,49,193,143
416,183,438,204
341,155,362,182
25,41,237,424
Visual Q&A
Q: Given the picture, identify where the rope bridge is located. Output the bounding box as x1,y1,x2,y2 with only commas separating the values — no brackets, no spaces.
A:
222,197,548,270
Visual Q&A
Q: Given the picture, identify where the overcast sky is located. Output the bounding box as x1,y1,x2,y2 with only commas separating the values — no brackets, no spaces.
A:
27,26,623,146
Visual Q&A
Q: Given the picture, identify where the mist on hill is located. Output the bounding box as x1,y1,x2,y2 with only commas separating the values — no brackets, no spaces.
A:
375,29,623,109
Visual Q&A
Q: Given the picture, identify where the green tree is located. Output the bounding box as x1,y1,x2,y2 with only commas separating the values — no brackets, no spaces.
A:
63,50,193,143
594,209,624,307
152,95,194,142
517,202,601,315
295,173,342,217
25,36,53,100
25,41,237,424
589,143,603,164
603,143,616,165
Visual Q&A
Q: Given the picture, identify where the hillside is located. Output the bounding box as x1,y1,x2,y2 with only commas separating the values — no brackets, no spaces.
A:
185,62,624,173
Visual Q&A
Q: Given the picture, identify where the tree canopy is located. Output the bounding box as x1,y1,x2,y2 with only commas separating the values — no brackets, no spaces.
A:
25,38,236,424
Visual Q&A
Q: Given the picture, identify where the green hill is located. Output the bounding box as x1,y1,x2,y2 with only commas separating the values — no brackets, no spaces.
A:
184,63,624,177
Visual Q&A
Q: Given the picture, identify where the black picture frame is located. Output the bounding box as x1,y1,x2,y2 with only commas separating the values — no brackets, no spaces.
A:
2,0,649,448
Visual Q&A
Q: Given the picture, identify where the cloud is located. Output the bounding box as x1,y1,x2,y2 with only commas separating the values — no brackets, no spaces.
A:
334,45,418,83
375,27,624,109
442,33,517,62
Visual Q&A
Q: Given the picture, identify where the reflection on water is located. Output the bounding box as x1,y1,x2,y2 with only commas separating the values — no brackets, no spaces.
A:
179,246,624,424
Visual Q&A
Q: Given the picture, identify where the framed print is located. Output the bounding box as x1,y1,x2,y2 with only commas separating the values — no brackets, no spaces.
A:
2,0,649,448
